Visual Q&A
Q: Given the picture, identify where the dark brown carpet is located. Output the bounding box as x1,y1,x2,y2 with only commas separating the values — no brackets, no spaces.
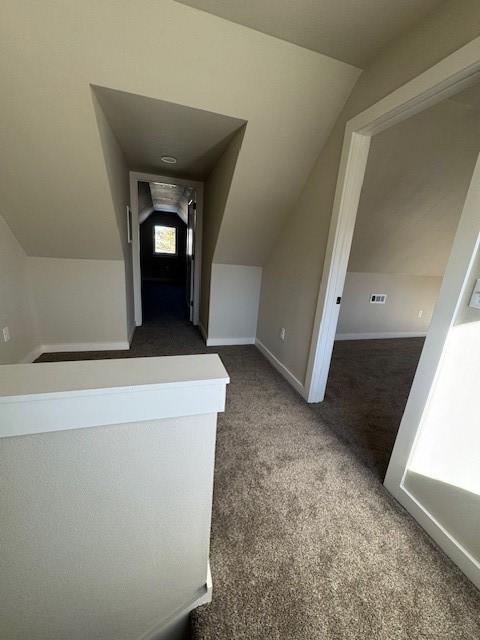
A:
36,325,480,639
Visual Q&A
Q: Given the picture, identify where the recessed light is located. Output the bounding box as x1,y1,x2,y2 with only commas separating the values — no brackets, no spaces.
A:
161,156,177,164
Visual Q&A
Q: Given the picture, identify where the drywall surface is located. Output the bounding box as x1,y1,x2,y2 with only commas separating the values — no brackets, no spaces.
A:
93,94,135,339
201,130,245,331
404,471,480,562
1,0,359,267
408,254,480,495
336,273,441,338
208,264,262,342
257,0,480,384
0,214,37,363
404,246,480,563
28,258,129,348
336,96,480,338
0,413,217,640
349,98,480,276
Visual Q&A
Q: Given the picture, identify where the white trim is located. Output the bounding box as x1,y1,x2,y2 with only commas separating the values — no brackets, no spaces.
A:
306,36,480,404
206,336,255,346
255,339,306,398
198,321,208,343
41,341,130,353
394,484,480,590
19,341,129,363
335,331,427,341
130,171,203,327
137,562,213,640
0,355,229,438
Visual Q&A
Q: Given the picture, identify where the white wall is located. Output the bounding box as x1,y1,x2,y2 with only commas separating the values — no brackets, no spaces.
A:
0,213,37,363
28,257,129,350
0,413,217,640
404,249,480,563
207,264,262,344
336,273,441,339
408,254,480,495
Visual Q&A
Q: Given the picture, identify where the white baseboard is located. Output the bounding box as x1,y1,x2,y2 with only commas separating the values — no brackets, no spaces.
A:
42,341,131,353
198,321,208,343
255,339,306,398
20,341,131,362
138,564,212,640
206,336,255,346
386,483,480,591
335,331,427,341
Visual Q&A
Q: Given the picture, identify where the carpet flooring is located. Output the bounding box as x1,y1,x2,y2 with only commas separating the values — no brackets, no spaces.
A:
36,324,480,639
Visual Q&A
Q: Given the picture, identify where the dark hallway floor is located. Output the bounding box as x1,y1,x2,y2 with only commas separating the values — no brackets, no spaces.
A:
36,327,480,639
141,280,189,323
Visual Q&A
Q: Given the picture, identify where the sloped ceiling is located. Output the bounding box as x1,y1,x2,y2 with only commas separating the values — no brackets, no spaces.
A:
148,182,193,224
174,0,445,67
94,86,246,179
349,85,480,276
0,0,360,262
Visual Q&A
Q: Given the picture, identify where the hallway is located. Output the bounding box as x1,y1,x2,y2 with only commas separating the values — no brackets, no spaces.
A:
36,327,480,639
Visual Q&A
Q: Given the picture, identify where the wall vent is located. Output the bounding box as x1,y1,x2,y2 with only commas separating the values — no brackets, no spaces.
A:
370,294,387,304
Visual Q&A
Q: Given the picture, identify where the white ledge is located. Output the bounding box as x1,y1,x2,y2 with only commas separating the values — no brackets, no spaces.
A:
0,354,230,439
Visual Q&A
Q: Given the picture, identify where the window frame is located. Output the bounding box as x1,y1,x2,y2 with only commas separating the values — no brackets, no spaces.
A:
152,224,178,257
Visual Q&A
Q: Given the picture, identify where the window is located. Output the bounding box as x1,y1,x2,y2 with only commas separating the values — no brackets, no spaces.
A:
154,225,177,255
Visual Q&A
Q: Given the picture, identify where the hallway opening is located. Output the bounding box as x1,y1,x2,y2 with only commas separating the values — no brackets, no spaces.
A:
133,176,202,330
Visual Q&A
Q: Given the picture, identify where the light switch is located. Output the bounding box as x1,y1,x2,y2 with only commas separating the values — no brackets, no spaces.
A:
469,279,480,310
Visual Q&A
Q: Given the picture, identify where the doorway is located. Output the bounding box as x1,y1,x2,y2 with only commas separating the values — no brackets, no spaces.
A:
129,172,203,329
317,84,480,479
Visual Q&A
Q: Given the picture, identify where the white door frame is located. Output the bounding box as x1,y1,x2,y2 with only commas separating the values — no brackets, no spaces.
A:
129,171,204,327
303,36,480,588
305,36,480,404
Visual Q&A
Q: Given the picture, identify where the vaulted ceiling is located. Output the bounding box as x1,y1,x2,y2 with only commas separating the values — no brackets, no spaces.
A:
174,0,445,67
1,0,360,263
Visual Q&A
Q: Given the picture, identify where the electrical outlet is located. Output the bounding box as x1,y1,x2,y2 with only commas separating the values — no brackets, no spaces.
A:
280,327,286,341
370,294,387,304
2,326,10,342
418,309,423,318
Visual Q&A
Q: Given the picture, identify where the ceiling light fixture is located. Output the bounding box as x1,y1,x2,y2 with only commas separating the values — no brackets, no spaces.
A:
160,155,177,164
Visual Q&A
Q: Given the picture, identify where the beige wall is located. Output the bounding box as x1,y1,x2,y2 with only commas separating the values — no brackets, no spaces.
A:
336,273,441,338
1,1,359,348
200,129,245,331
1,0,359,268
93,94,135,339
28,258,129,348
257,0,480,383
336,93,480,338
0,214,37,364
349,98,480,277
